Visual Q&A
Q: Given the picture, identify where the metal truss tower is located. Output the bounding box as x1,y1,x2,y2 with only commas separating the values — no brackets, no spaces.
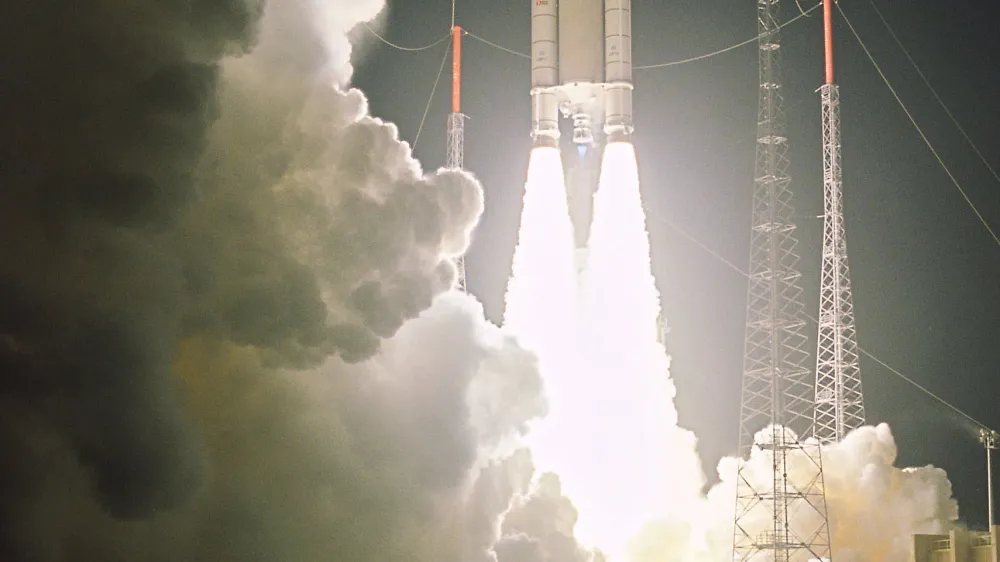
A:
814,0,865,445
733,0,832,560
447,25,468,292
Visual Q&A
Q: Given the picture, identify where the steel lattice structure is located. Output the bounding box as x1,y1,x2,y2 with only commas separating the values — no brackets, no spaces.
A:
813,0,865,446
733,1,832,560
814,83,865,444
448,27,468,292
447,111,467,291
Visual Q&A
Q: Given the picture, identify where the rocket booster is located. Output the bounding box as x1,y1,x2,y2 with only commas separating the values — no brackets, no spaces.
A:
604,0,633,143
530,0,633,147
531,0,560,147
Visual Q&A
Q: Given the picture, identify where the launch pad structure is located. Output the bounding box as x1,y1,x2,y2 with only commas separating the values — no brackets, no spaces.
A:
813,0,866,446
732,0,833,560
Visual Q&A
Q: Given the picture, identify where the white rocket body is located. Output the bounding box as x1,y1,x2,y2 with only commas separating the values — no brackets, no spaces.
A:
531,0,560,147
530,0,634,147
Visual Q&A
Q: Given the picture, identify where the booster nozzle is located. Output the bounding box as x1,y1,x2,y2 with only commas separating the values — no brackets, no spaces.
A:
604,81,633,143
531,86,560,147
532,131,560,148
604,121,633,144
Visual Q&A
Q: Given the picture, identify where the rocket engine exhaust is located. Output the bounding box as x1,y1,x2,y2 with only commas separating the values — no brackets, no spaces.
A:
510,4,965,562
512,3,706,557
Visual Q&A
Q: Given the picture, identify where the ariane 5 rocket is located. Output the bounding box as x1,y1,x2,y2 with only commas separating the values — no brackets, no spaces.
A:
531,0,633,148
530,0,634,266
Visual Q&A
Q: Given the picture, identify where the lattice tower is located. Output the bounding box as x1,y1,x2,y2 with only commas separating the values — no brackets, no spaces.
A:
814,0,865,445
447,111,466,291
447,26,468,292
733,1,832,560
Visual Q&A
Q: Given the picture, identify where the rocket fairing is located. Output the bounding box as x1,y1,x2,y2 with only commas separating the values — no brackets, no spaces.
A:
530,0,634,147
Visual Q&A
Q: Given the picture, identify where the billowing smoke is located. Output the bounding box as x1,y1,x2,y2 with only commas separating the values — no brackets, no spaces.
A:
633,423,958,562
1,2,961,561
0,1,546,560
498,472,600,562
490,453,605,562
821,424,958,560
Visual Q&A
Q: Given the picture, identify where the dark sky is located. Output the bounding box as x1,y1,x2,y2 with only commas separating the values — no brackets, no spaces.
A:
353,0,1000,528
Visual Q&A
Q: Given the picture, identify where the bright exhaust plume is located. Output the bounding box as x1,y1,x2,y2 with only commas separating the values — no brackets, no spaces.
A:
503,146,581,483
502,143,959,562
504,142,705,559
503,146,578,377
575,142,705,557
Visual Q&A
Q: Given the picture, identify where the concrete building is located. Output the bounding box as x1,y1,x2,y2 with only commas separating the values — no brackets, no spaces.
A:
912,527,998,562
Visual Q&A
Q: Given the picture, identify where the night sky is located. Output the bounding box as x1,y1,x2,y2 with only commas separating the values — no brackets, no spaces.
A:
353,0,1000,528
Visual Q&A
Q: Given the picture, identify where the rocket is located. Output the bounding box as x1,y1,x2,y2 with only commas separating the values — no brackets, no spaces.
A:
530,0,633,148
530,0,633,268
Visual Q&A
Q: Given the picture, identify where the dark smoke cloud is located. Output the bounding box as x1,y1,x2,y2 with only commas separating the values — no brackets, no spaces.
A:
0,0,544,560
0,0,266,533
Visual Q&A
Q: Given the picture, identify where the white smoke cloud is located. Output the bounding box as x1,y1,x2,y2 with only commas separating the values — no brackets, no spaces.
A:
499,470,603,562
168,2,546,560
640,423,959,562
824,424,958,560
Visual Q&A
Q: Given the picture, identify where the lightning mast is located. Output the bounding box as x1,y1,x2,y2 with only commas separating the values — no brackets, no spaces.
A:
733,0,832,560
813,0,865,444
447,24,468,292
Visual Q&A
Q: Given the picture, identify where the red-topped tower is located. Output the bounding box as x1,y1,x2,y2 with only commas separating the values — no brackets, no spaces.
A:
447,25,468,292
813,0,866,444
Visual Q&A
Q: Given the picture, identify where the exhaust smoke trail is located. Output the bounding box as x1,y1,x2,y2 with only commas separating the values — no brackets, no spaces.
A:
572,141,706,558
500,144,960,562
503,146,578,347
503,146,581,483
574,145,957,562
502,142,710,560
